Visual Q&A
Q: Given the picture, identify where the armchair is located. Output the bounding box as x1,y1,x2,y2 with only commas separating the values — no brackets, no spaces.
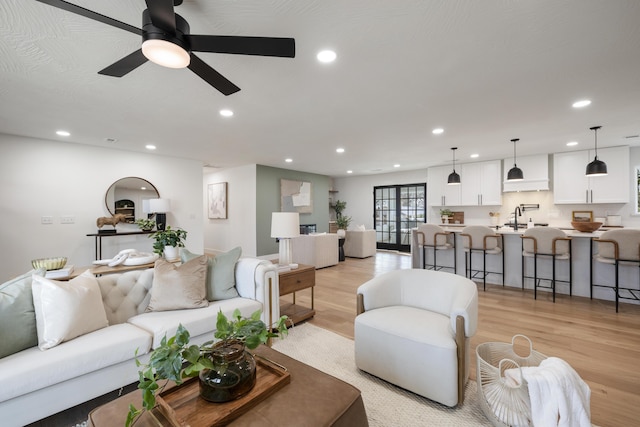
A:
343,230,377,258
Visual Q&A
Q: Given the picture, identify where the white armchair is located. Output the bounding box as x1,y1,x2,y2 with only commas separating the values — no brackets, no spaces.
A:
355,269,478,407
291,233,339,269
344,230,377,258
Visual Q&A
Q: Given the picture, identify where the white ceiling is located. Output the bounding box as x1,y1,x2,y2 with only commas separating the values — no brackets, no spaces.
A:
1,0,640,177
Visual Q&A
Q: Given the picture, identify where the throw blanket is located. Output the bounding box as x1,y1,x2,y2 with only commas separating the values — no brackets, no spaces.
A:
505,357,591,427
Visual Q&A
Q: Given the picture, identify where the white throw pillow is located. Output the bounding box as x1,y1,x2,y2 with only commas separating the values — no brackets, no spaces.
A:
357,224,366,231
32,271,109,350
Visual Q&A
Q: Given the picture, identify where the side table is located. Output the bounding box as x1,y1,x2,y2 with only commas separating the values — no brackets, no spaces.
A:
338,237,346,261
278,264,315,324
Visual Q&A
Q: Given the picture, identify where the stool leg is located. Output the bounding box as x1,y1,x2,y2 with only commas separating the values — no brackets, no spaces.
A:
534,253,538,300
615,260,619,313
483,250,487,291
569,243,573,297
433,245,437,271
552,254,556,303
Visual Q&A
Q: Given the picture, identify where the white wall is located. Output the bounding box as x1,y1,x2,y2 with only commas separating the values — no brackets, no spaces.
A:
203,164,258,256
0,134,204,279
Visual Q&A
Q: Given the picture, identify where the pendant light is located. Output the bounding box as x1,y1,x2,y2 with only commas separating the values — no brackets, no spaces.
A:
586,126,607,176
447,147,461,185
507,138,524,181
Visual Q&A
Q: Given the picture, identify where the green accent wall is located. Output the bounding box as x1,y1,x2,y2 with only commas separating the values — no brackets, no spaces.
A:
256,165,331,256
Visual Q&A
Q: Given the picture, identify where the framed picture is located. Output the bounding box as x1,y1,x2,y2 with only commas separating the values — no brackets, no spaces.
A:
572,210,593,222
208,182,227,219
281,179,313,213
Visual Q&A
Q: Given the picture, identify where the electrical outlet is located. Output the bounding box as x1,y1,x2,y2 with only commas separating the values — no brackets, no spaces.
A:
60,216,75,224
41,216,53,224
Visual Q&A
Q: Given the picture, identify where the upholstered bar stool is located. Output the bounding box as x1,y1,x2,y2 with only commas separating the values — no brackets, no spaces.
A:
460,226,503,291
415,224,456,273
521,227,572,302
591,229,640,312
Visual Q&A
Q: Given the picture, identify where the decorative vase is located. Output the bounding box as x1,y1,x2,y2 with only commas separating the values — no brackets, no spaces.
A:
163,245,178,260
337,229,346,237
199,340,257,403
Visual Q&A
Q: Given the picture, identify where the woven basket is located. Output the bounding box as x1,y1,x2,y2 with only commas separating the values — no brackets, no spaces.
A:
476,335,547,427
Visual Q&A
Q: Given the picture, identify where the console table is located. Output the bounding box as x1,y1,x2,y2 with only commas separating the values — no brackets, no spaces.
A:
86,230,154,260
278,264,315,324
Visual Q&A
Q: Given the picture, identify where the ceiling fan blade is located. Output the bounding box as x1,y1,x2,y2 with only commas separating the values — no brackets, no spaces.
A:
145,0,177,34
35,0,141,36
98,50,148,77
188,54,240,96
188,35,296,58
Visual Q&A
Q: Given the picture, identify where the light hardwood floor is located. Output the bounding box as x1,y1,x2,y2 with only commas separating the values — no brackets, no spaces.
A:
280,251,640,427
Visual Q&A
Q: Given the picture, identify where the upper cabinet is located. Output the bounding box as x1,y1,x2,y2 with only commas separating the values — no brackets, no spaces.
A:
553,146,630,204
502,154,550,192
460,160,502,206
427,165,461,206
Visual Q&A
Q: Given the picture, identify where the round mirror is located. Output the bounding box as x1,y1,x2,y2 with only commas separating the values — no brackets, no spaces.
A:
105,177,160,223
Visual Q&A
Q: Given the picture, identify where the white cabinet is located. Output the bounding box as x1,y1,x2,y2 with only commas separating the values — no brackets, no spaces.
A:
502,154,550,192
553,146,629,204
427,165,461,206
460,160,502,206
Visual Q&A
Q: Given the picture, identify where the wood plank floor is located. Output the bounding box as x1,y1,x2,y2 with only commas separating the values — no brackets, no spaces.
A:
281,251,640,427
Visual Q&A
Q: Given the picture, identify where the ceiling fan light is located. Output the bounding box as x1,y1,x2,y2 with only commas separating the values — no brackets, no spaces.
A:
507,166,524,181
586,158,607,176
142,39,190,69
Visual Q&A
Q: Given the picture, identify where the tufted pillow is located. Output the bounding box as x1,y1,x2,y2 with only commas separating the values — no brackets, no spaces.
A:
0,269,45,358
146,255,208,311
181,247,241,301
32,271,109,350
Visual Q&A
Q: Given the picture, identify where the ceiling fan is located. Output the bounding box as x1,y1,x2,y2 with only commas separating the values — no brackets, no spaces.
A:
35,0,296,95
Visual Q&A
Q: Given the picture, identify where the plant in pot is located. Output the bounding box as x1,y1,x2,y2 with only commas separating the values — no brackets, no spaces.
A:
439,209,453,224
150,226,187,260
333,200,351,236
126,309,289,427
134,218,156,232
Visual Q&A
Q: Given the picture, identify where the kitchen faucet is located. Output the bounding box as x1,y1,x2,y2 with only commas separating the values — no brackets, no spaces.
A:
513,206,522,231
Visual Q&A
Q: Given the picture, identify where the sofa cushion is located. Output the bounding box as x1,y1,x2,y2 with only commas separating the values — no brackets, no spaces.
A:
0,323,152,402
0,269,45,358
128,297,262,348
146,255,208,312
181,247,242,301
32,271,109,350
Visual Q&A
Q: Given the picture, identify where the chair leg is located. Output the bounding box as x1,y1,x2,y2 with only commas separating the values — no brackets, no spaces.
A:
534,253,538,300
552,254,556,303
615,260,620,313
482,250,487,291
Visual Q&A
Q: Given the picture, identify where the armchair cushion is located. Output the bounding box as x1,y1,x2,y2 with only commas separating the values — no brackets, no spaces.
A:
344,230,377,258
291,233,339,268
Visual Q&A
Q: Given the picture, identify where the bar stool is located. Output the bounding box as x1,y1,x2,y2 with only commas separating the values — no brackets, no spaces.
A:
415,224,456,273
591,229,640,312
521,227,572,302
460,225,503,291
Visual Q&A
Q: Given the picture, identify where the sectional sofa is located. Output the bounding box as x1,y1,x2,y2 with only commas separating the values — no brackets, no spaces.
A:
0,255,279,427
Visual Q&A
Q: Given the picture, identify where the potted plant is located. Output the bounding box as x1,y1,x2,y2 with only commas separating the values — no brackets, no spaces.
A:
439,209,453,224
333,200,351,236
134,218,156,232
150,226,187,259
126,309,289,427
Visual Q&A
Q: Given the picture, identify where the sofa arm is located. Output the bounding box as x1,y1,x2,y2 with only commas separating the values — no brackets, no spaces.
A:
235,258,280,327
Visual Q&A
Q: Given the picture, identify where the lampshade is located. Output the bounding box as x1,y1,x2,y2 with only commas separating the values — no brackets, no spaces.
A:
586,126,607,176
142,199,151,214
507,138,524,181
271,212,300,238
148,198,171,213
447,147,461,185
142,39,190,69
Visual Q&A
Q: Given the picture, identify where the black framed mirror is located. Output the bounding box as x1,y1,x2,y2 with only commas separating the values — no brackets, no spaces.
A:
105,177,159,223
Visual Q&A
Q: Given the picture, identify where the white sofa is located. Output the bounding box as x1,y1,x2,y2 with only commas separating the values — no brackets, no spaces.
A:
344,230,377,258
291,233,339,268
0,258,278,427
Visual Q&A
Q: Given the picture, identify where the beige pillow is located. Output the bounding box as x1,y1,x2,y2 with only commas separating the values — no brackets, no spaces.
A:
32,271,109,350
147,255,208,312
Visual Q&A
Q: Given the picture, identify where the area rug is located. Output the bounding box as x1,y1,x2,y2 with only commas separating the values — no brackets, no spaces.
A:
271,323,492,426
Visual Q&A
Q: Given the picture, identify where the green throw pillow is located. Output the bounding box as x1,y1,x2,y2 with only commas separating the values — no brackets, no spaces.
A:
180,247,241,301
0,269,45,358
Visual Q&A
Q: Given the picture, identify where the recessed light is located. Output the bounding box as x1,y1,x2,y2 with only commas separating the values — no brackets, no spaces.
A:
572,99,591,108
432,128,444,135
317,50,336,63
394,164,400,168
285,158,293,163
56,130,70,136
566,141,579,146
220,109,233,117
104,137,118,143
470,153,479,158
145,144,156,150
336,148,345,153
347,170,353,174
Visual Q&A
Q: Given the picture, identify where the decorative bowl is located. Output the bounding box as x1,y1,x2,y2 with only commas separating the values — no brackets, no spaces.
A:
31,257,67,271
571,221,603,232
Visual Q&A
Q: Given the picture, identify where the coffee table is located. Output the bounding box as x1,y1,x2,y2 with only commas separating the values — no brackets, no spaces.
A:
87,345,368,427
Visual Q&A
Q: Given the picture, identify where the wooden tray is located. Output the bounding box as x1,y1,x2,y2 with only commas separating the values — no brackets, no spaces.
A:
156,355,290,427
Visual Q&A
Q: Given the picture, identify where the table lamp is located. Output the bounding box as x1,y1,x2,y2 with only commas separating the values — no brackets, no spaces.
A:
271,212,300,266
148,198,171,231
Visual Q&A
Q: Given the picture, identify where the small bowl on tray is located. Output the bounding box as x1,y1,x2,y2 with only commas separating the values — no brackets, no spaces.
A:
571,221,603,233
31,257,67,271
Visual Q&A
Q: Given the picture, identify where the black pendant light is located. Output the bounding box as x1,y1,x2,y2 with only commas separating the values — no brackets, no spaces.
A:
447,147,461,185
507,138,524,181
586,126,607,176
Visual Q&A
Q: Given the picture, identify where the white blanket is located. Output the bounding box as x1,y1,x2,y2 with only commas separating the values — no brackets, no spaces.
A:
505,357,591,427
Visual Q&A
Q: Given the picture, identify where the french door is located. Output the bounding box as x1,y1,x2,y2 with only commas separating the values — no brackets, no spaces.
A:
374,183,426,252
